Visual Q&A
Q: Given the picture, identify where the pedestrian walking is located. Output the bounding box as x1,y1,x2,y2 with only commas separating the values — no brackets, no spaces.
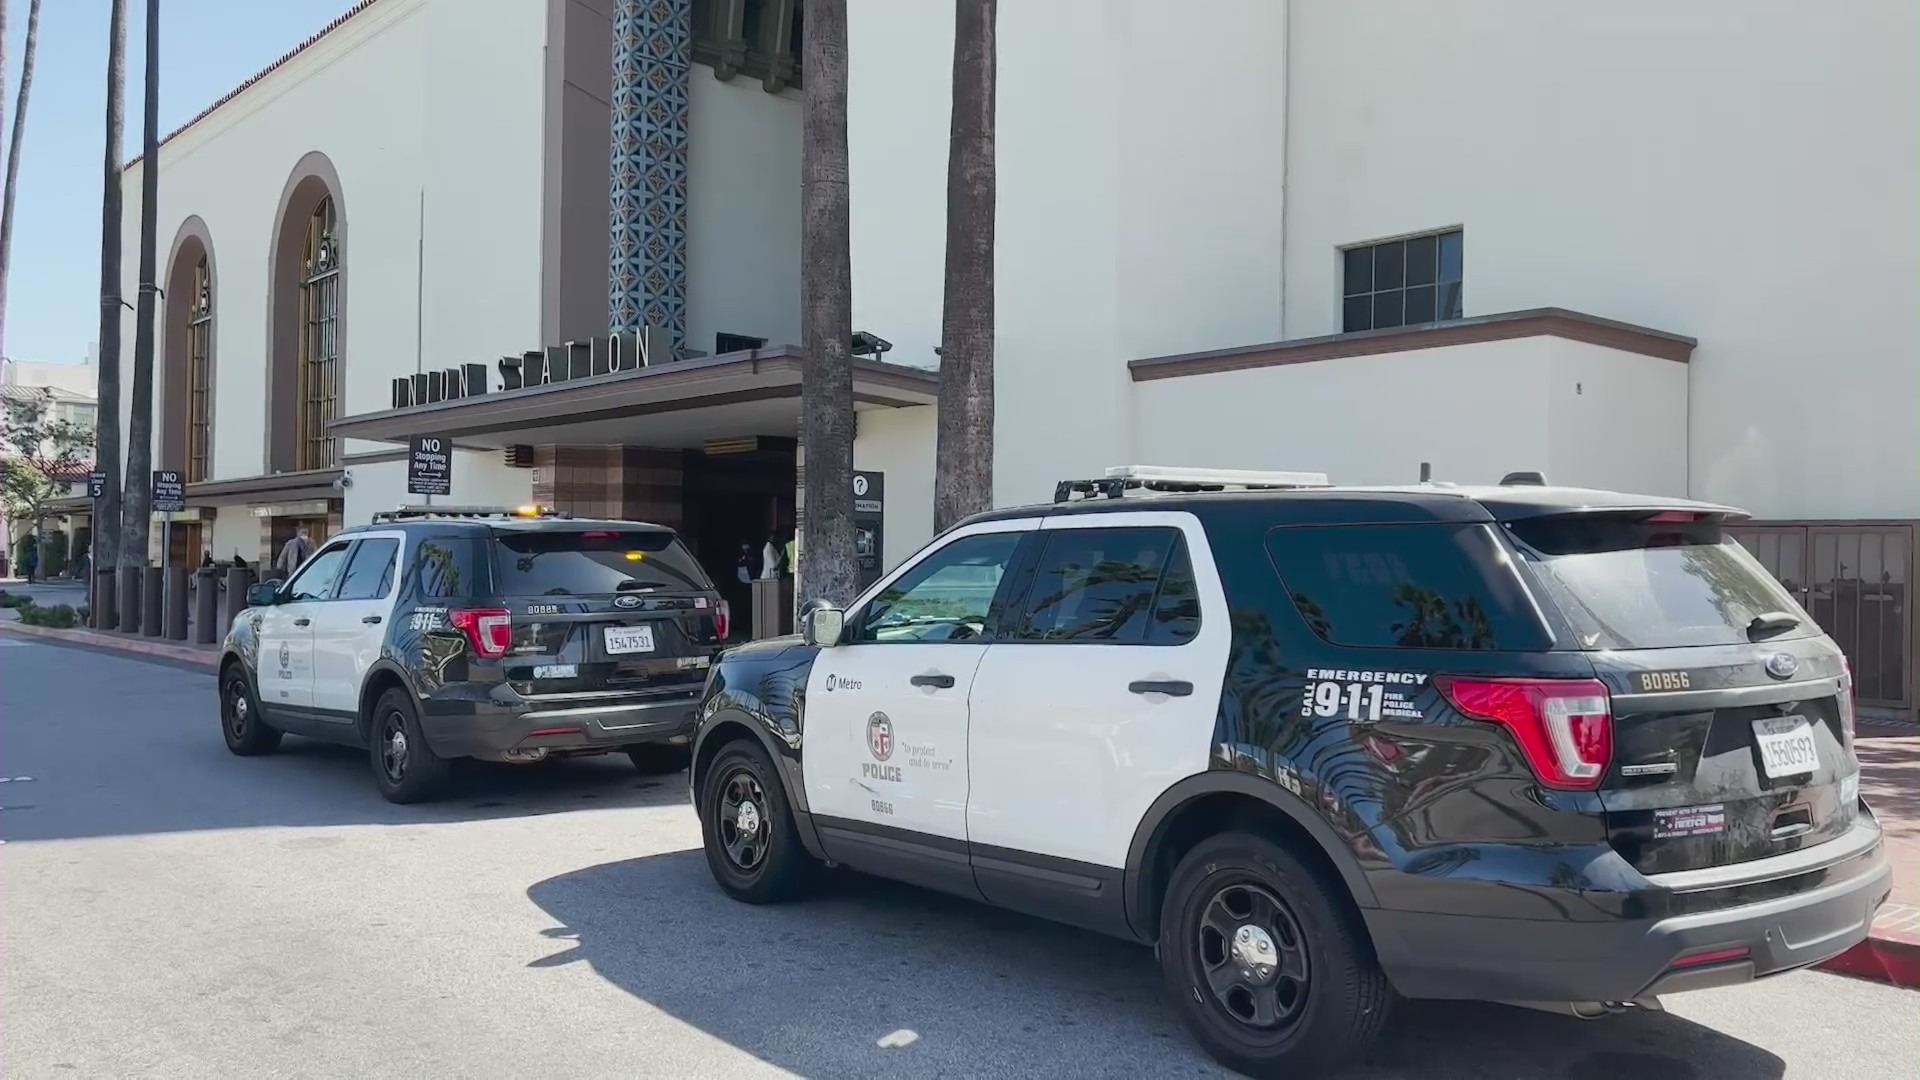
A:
275,526,313,580
20,536,38,583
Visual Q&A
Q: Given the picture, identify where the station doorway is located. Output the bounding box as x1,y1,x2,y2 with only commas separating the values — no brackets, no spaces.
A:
680,440,797,634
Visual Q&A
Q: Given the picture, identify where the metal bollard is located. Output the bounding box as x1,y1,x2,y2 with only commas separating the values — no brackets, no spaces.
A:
142,567,165,637
165,567,191,640
93,568,117,630
222,567,256,629
194,568,220,644
118,570,143,633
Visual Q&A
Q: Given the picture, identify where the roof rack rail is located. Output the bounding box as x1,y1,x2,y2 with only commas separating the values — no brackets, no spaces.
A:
370,504,569,523
1054,464,1331,504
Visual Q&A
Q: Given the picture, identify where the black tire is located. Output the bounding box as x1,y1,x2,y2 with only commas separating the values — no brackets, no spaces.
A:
1158,831,1391,1078
698,738,813,903
220,665,283,756
626,743,693,775
368,688,453,804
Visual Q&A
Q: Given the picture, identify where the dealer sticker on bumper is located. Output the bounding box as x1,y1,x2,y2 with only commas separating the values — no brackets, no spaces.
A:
1654,804,1727,839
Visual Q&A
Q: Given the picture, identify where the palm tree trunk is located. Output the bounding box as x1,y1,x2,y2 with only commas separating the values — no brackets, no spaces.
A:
933,0,996,533
116,0,159,623
0,0,43,360
91,0,129,626
798,0,858,608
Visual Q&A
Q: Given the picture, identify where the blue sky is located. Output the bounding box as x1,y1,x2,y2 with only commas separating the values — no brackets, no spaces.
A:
4,0,349,365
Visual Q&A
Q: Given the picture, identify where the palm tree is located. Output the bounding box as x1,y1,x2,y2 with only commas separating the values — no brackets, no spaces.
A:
117,0,159,628
92,0,130,627
0,0,44,360
932,0,996,533
798,0,858,608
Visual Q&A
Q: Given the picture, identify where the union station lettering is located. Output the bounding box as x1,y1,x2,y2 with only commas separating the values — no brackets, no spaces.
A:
390,326,674,408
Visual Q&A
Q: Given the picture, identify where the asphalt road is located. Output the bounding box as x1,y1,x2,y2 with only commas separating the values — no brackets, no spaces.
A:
3,635,1914,1080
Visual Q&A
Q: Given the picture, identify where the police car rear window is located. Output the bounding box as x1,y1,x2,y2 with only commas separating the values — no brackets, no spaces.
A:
1266,523,1552,651
1504,516,1812,650
492,530,711,596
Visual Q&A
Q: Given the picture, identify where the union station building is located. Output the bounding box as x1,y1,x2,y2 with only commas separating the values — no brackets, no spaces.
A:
75,0,1917,717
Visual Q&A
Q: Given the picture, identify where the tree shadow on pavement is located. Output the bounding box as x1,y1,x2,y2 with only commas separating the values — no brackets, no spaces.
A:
1854,733,1919,844
526,852,1787,1080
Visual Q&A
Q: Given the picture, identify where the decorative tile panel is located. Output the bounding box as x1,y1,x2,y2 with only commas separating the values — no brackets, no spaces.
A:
609,0,692,352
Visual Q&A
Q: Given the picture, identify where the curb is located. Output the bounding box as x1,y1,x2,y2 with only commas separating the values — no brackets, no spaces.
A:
1820,933,1920,989
0,621,221,670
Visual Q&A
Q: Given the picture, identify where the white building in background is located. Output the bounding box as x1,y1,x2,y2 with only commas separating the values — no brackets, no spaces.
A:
91,0,1915,712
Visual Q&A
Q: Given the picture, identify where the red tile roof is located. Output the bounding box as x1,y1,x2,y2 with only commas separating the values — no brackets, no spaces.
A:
124,0,382,169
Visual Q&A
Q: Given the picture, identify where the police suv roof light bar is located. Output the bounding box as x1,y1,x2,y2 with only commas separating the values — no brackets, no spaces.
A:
371,504,569,523
1054,464,1332,504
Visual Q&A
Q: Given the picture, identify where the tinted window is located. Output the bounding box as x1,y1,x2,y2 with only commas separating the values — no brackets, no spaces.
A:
412,536,481,600
1507,517,1813,650
1343,229,1464,333
286,543,352,602
855,532,1021,644
1267,523,1551,651
493,530,711,597
1013,527,1199,644
336,538,399,601
1149,537,1202,645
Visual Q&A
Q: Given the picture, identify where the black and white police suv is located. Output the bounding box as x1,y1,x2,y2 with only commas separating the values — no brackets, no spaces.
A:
688,465,1890,1077
219,505,729,803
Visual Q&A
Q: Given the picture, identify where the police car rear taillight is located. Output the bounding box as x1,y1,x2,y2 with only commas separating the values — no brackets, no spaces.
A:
450,608,512,659
713,599,730,641
1436,676,1613,790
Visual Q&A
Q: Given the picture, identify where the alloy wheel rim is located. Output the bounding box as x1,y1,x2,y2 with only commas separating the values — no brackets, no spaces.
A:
1196,882,1311,1031
717,768,770,872
226,680,249,739
380,712,409,782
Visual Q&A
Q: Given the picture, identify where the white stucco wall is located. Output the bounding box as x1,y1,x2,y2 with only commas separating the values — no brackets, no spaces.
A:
1544,341,1688,498
851,404,936,571
118,0,545,482
849,0,1291,510
1283,0,1919,519
1132,339,1554,488
687,77,804,355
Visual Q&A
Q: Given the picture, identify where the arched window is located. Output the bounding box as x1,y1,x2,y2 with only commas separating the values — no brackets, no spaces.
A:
297,196,341,471
186,257,213,482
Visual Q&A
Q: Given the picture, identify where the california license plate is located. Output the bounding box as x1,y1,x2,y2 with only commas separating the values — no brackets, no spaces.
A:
603,625,656,655
1752,715,1819,779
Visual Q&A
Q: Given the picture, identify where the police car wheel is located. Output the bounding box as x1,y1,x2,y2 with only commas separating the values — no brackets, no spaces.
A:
1158,831,1390,1078
699,739,811,903
220,666,282,756
369,688,452,804
626,744,692,775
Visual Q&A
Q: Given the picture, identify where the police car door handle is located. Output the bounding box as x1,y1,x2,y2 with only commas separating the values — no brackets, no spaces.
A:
911,673,956,689
362,615,383,625
293,617,311,627
1129,680,1193,697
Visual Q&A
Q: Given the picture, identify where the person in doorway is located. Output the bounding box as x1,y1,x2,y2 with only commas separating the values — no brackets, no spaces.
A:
19,536,38,583
735,543,755,586
201,550,215,569
275,526,314,580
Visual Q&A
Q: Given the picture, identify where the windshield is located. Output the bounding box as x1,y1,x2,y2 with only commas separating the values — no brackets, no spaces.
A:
492,530,712,596
1506,516,1812,650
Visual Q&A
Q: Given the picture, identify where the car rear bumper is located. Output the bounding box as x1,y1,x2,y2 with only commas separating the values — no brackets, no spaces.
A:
1366,817,1891,1003
418,693,698,759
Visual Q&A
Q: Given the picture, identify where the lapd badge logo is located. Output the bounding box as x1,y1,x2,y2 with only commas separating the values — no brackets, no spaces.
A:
867,712,894,761
278,642,291,669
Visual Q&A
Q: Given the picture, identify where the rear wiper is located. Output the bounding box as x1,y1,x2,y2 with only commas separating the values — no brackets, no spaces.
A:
1746,610,1801,639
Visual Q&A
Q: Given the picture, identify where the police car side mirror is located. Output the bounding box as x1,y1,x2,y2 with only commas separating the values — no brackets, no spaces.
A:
245,583,281,608
801,604,845,648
